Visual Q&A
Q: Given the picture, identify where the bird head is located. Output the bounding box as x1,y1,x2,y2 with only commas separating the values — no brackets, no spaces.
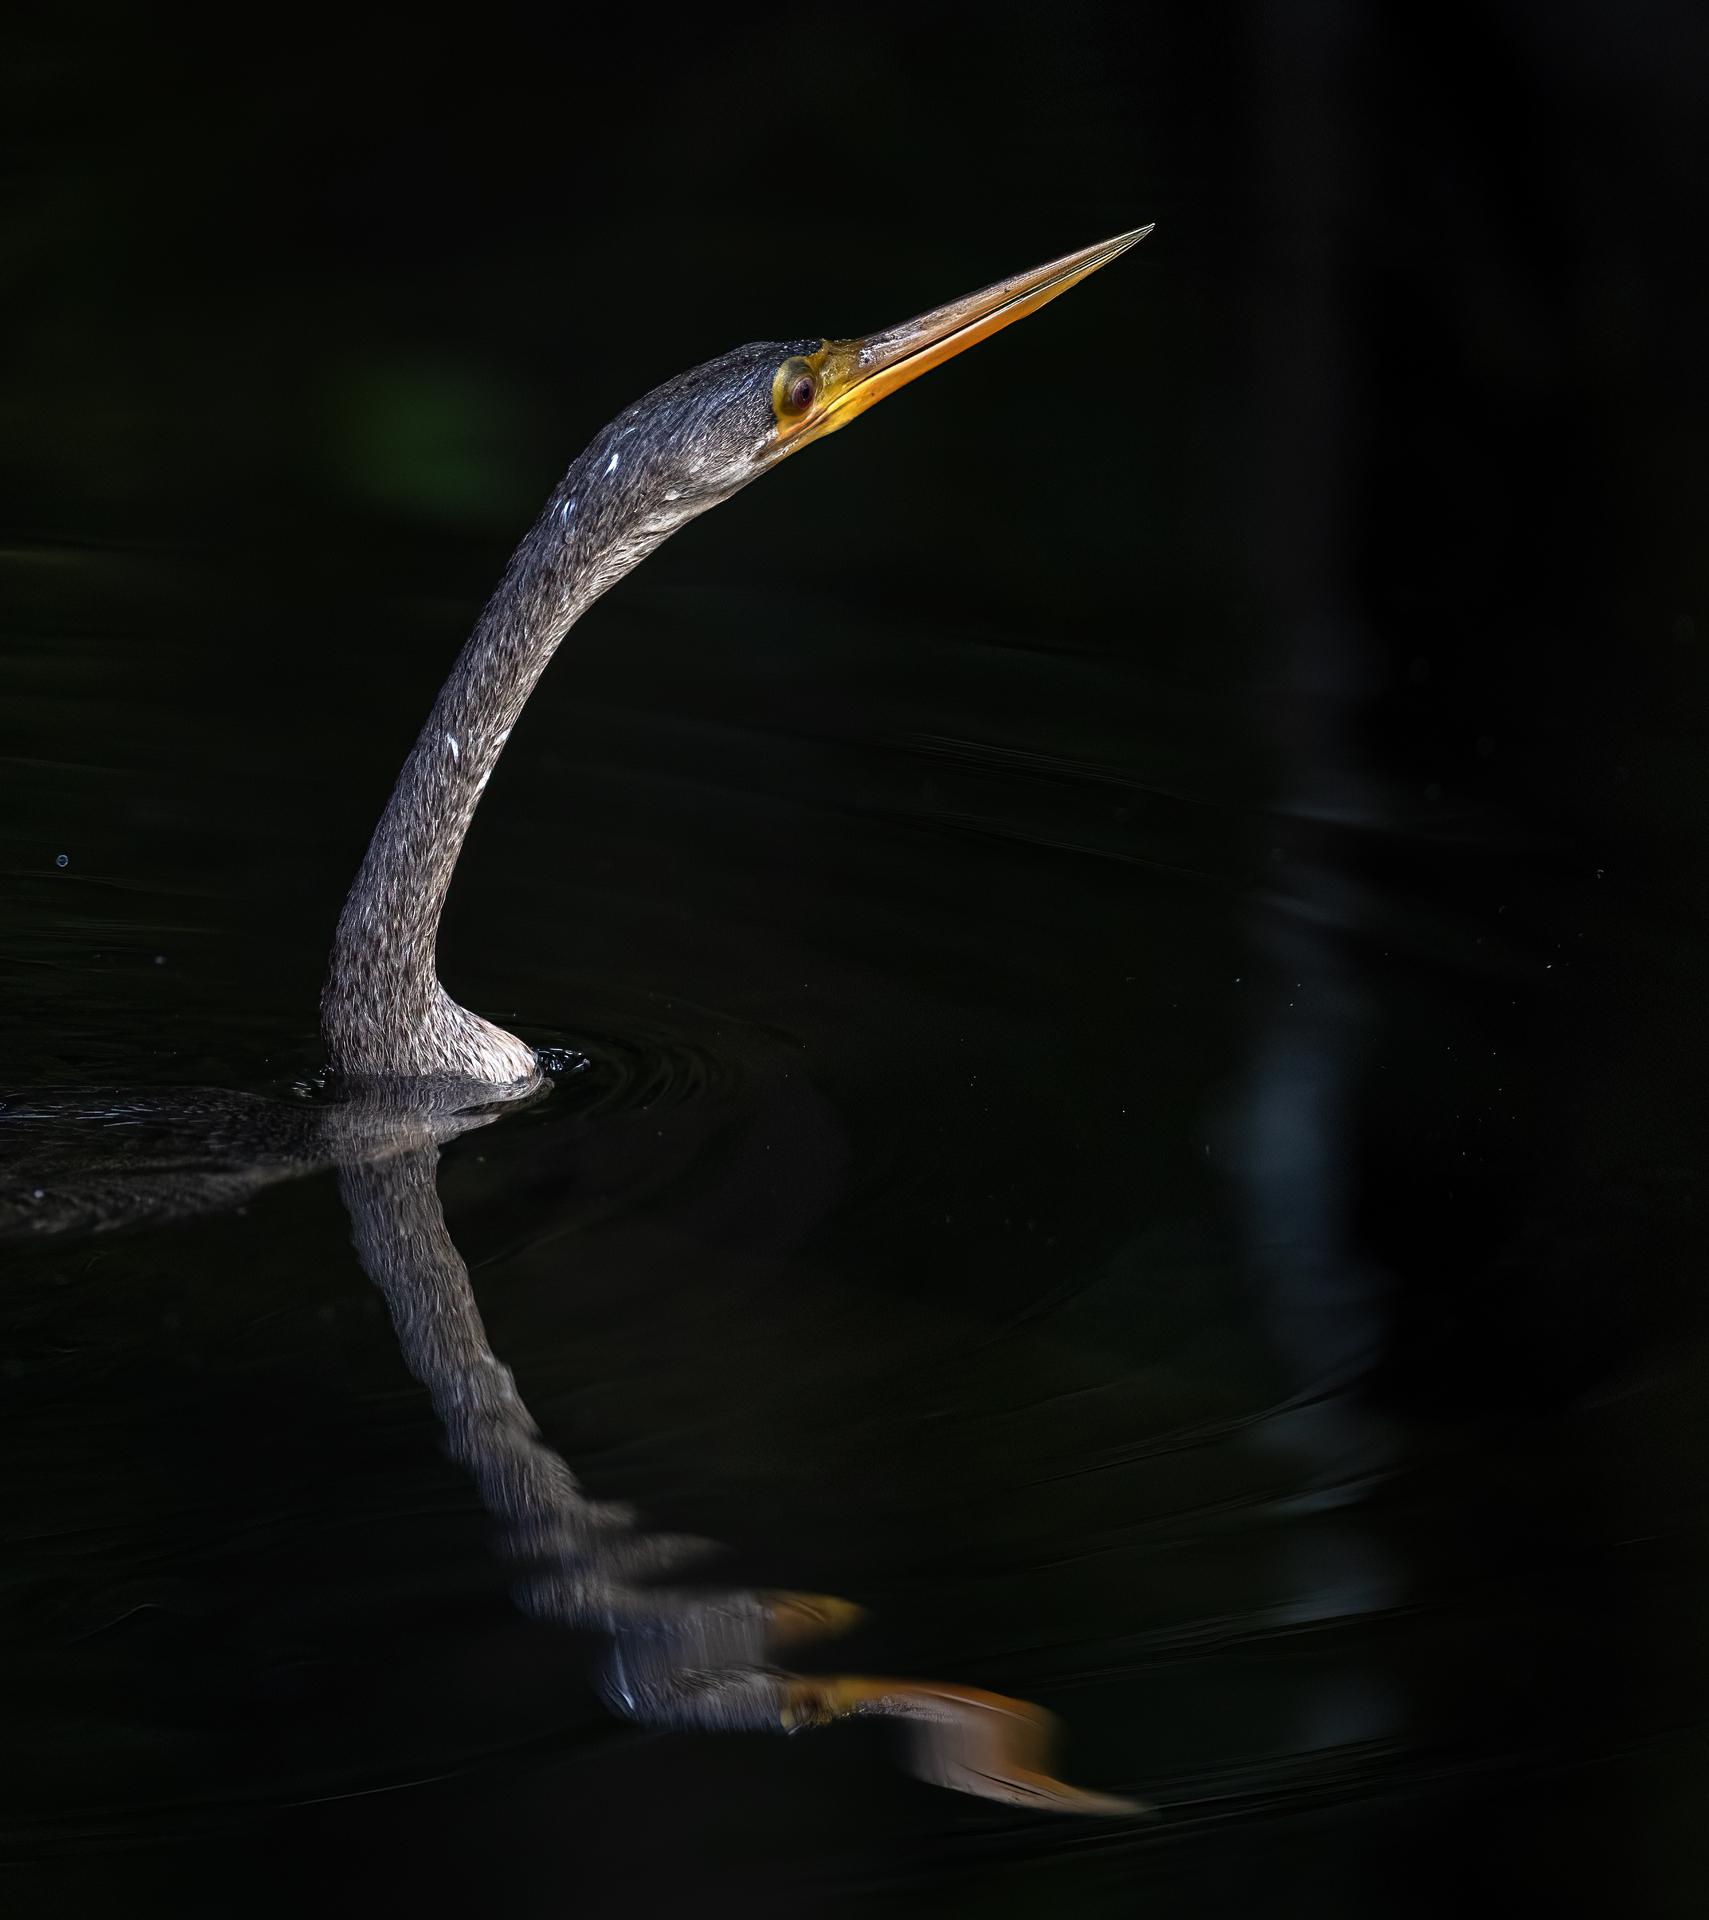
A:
562,226,1152,536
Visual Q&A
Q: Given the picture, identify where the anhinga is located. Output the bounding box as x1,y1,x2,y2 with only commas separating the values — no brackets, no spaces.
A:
4,231,1153,1817
322,227,1152,1085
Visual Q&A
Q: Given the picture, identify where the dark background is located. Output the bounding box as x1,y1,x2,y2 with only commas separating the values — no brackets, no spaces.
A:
3,2,1709,1915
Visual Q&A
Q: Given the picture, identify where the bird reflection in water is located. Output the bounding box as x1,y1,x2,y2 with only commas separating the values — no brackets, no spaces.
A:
1,1066,1140,1814
1,230,1157,1815
339,1088,1140,1815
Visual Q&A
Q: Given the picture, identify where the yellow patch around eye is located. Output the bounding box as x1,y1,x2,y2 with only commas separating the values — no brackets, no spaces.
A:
771,348,829,429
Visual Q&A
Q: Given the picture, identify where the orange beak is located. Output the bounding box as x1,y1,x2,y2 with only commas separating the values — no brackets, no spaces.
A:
774,225,1153,452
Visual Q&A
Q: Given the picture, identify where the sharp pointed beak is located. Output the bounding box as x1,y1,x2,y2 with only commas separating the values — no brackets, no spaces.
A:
774,225,1153,453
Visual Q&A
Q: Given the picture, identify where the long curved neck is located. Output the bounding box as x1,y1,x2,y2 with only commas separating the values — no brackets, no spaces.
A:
322,457,678,1081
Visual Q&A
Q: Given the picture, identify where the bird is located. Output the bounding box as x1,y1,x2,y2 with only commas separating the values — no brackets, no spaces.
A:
321,226,1153,1086
3,230,1154,1819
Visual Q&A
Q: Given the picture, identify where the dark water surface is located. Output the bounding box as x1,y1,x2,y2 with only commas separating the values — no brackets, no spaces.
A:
4,6,1709,1916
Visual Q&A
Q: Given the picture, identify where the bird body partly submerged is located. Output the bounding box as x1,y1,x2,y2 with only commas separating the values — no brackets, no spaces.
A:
321,229,1151,1084
321,340,802,1081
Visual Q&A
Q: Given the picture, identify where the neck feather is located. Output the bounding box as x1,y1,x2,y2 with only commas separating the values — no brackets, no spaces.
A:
322,460,684,1081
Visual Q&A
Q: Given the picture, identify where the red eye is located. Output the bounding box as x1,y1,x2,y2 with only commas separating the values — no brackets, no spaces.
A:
789,375,816,411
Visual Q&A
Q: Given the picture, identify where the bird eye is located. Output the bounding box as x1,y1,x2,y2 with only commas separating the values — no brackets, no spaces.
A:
773,356,821,424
